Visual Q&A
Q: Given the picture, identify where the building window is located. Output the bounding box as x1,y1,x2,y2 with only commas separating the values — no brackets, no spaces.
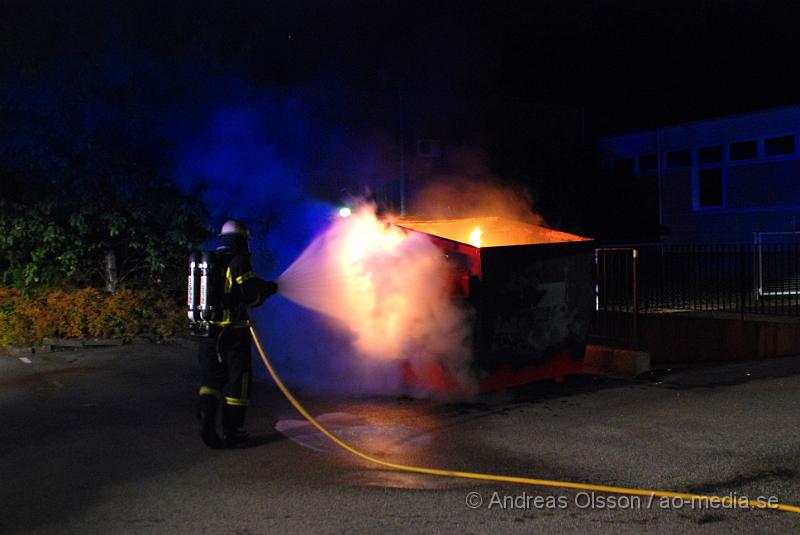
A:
613,157,634,175
638,154,657,172
666,150,691,168
697,145,722,165
698,168,723,208
764,135,795,157
729,140,757,160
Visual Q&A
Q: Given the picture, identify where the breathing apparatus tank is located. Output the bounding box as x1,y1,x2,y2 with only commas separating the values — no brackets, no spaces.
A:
188,250,227,337
187,251,201,324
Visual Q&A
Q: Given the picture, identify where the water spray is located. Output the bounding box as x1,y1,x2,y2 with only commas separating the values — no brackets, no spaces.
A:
276,204,475,397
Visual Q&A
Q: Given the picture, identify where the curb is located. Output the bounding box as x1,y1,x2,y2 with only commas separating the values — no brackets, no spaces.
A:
584,344,651,377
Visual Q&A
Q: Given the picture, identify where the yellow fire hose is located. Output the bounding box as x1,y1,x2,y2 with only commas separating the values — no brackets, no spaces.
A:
249,324,800,514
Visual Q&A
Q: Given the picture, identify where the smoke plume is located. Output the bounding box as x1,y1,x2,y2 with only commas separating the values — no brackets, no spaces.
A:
408,147,543,225
277,204,476,398
410,179,542,225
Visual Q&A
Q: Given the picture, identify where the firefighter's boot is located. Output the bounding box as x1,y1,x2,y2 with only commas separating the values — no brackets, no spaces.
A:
221,404,249,448
197,394,222,449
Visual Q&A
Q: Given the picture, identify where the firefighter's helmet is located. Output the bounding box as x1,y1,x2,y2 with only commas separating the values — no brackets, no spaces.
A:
219,219,250,239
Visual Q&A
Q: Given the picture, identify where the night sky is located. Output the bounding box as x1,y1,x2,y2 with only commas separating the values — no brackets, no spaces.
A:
4,0,798,134
3,0,799,240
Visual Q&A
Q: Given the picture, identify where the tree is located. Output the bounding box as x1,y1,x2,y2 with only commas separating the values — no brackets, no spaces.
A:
0,78,209,294
0,153,209,295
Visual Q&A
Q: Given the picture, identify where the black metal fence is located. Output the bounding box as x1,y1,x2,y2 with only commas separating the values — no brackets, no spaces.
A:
591,242,800,347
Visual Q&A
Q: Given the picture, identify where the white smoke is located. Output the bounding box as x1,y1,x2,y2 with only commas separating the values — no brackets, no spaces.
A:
277,204,476,398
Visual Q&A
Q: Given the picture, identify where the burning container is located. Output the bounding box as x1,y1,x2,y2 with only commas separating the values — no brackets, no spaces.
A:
397,216,594,393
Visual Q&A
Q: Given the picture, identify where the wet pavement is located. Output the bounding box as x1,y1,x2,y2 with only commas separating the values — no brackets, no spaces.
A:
1,342,799,533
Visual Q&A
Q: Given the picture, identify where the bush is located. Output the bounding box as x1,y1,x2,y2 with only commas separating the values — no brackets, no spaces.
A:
0,287,185,347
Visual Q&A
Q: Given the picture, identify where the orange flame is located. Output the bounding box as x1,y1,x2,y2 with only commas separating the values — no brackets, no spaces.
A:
468,226,482,248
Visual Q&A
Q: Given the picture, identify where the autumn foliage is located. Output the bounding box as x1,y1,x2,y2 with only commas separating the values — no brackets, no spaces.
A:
0,287,184,347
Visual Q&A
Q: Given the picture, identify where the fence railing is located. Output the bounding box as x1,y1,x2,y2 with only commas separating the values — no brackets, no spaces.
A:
591,242,800,347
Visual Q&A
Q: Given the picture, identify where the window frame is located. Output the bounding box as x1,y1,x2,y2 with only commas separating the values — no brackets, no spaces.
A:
696,145,723,165
728,139,759,162
665,149,692,169
763,133,796,159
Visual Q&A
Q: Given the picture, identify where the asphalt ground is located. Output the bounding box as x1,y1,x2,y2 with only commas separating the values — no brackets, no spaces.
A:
1,341,799,534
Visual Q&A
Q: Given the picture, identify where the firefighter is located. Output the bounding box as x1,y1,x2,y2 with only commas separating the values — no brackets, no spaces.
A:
196,219,277,448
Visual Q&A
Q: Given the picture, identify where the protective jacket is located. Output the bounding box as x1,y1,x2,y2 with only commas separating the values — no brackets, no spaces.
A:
196,234,276,448
208,235,277,329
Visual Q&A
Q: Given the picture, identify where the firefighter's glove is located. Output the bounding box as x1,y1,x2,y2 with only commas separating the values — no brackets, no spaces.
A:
250,280,278,307
264,280,278,297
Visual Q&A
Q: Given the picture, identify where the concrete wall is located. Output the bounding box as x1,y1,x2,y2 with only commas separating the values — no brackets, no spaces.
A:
638,313,800,364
